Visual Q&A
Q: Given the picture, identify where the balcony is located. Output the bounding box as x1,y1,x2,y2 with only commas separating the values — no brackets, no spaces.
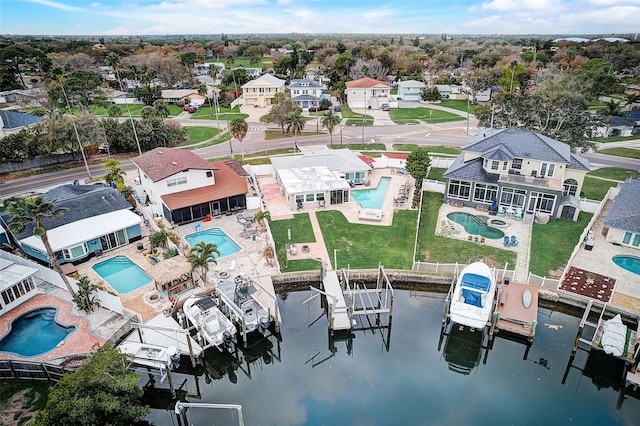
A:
498,173,563,190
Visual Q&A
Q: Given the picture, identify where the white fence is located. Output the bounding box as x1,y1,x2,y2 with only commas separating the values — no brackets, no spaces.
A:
412,261,515,282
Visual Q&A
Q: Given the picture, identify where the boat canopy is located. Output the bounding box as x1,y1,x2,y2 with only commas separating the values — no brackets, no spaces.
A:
195,297,216,311
461,273,491,292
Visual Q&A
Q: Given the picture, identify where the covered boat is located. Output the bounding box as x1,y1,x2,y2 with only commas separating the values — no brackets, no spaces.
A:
449,261,497,329
182,296,237,352
216,275,272,336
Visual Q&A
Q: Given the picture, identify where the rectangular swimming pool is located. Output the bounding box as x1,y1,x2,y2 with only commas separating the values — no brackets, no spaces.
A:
92,255,153,293
352,177,391,209
184,228,242,259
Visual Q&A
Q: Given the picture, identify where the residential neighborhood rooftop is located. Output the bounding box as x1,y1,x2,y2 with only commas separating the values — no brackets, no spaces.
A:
132,147,218,182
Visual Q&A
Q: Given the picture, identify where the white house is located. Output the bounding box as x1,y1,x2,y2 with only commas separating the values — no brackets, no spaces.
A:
131,148,248,224
0,257,39,313
397,80,425,101
288,78,324,110
345,77,392,110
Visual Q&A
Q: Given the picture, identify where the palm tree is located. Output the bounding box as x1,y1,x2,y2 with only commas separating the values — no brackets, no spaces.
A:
321,110,342,147
601,98,623,120
104,159,125,186
73,276,100,313
149,229,169,249
153,99,170,124
253,209,270,231
3,196,76,296
509,60,518,93
229,117,248,160
187,241,220,284
285,111,306,152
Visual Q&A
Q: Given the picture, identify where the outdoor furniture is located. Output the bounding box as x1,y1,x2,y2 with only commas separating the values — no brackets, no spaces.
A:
503,236,511,247
510,235,518,246
318,199,326,208
497,206,506,217
506,207,515,218
514,208,523,220
296,200,304,211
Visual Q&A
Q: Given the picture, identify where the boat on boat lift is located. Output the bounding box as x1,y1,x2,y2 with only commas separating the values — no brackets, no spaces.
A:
216,275,272,336
448,261,497,330
182,295,237,352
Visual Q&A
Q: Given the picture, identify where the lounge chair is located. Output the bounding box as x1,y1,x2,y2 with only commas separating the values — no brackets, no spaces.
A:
503,236,511,247
514,208,523,220
497,206,506,217
510,235,518,246
318,199,325,208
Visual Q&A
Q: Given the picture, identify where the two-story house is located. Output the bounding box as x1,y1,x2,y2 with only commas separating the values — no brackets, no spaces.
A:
241,74,286,107
397,80,425,101
0,184,142,264
443,128,590,221
131,148,248,224
288,78,324,110
345,77,391,110
603,178,640,249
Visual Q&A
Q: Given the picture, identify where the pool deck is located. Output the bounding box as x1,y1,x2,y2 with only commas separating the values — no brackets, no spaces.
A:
0,293,107,363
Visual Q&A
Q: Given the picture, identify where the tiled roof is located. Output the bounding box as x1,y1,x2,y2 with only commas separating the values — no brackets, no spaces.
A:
443,156,500,184
222,159,247,177
131,148,218,182
604,178,640,233
345,77,390,89
0,110,42,130
465,127,589,170
161,161,248,210
8,184,131,240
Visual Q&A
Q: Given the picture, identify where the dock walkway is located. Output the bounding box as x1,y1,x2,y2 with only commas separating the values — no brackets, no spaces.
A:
495,281,539,340
323,270,352,331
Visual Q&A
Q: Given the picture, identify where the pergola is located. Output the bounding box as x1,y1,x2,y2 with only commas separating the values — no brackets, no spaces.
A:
146,256,195,295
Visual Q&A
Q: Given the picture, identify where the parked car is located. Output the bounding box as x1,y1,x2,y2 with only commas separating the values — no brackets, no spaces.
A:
333,105,341,112
98,142,109,153
381,103,390,111
185,105,197,113
183,104,192,111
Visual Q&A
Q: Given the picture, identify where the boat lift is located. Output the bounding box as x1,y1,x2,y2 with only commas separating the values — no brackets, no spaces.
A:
175,402,244,426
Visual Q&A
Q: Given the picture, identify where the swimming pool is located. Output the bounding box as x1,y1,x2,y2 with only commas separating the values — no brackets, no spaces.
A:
612,255,640,275
184,228,242,259
447,212,505,239
0,308,75,357
352,177,391,209
92,255,153,293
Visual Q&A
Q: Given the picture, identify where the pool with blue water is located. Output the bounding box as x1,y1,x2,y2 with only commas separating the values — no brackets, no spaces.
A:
352,177,391,209
184,228,242,258
447,212,505,239
612,255,640,276
92,255,153,293
0,308,75,357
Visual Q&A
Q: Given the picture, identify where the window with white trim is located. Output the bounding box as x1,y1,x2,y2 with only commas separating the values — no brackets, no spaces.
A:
447,179,471,200
500,187,527,208
563,179,578,197
491,161,499,170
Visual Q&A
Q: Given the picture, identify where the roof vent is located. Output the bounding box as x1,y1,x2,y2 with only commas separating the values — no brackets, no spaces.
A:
171,161,178,165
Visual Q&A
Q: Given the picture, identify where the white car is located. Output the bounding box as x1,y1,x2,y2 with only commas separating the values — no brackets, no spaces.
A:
98,142,110,153
381,103,390,111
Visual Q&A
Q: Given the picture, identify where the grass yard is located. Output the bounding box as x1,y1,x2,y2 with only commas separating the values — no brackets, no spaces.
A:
416,192,517,266
593,135,640,143
437,100,476,114
596,147,640,160
389,108,466,125
428,167,447,182
0,379,51,426
345,118,374,126
529,212,593,277
317,210,418,269
184,127,221,144
268,213,317,272
587,167,640,180
330,143,386,151
392,144,461,155
581,176,620,200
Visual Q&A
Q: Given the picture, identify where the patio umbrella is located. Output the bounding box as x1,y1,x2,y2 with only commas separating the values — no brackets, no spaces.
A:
490,197,497,210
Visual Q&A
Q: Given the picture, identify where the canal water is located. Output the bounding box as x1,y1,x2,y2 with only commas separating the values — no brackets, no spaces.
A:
144,290,639,425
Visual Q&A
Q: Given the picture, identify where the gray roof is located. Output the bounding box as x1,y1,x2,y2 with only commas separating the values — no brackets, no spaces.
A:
289,78,322,88
291,94,320,102
465,128,590,171
0,110,42,130
398,80,425,88
8,184,132,240
604,178,640,233
443,156,500,184
271,149,370,173
482,144,515,161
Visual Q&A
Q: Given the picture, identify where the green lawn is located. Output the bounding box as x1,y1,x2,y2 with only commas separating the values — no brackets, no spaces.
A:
587,167,640,180
529,212,593,277
416,192,517,266
428,167,447,182
84,104,183,117
582,176,620,200
317,210,418,269
264,130,323,140
596,147,640,160
389,108,466,125
339,105,373,120
268,213,317,272
593,135,640,143
392,144,461,155
330,143,386,151
437,100,476,114
0,379,51,425
184,127,221,144
345,118,374,126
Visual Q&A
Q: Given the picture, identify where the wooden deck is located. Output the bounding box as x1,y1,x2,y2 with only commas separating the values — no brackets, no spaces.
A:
495,282,538,339
592,317,638,363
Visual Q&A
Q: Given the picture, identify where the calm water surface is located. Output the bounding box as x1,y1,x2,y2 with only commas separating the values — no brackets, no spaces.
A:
144,290,639,425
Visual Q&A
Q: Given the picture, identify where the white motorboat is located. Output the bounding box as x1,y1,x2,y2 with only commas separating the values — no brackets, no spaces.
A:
183,296,237,352
117,341,180,371
449,261,497,329
216,275,272,335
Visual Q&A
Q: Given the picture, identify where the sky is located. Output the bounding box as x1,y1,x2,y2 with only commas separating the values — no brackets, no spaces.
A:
1,0,639,36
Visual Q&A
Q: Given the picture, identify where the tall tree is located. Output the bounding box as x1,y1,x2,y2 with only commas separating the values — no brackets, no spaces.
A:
3,196,76,296
321,110,342,147
33,345,149,426
229,117,248,160
405,147,432,206
284,111,306,137
187,241,220,284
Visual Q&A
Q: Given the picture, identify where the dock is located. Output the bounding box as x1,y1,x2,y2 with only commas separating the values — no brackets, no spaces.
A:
321,270,352,331
493,281,539,341
126,314,204,360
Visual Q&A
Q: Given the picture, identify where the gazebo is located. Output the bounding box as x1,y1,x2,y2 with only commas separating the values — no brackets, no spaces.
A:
146,256,195,296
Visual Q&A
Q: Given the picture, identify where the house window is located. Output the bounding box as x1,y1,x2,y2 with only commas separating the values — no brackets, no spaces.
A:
259,88,264,93
500,187,527,208
64,244,88,260
622,232,640,247
511,159,522,170
295,194,304,204
473,183,498,204
563,179,578,197
527,192,556,214
167,177,188,187
547,164,555,177
447,179,471,200
540,163,548,177
316,193,325,201
206,171,213,178
306,193,315,202
503,162,508,170
484,159,488,168
491,161,499,170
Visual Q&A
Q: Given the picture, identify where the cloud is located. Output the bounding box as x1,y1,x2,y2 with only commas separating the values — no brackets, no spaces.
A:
479,0,557,12
24,0,86,12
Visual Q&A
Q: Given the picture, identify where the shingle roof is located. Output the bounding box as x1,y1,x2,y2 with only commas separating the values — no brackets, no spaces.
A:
242,74,285,89
398,80,425,88
291,94,320,101
8,184,132,240
131,148,218,182
0,110,42,130
289,78,322,88
604,178,640,233
482,144,515,161
464,127,589,171
345,77,390,89
443,156,500,184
